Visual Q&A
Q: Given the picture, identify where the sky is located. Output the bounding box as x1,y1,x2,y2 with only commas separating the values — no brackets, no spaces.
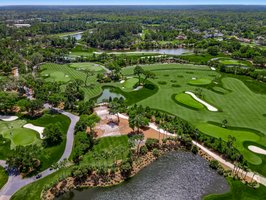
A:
1,0,266,6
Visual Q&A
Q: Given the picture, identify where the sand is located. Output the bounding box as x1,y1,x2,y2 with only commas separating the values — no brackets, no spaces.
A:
248,145,266,155
0,115,18,121
23,124,45,139
185,91,218,112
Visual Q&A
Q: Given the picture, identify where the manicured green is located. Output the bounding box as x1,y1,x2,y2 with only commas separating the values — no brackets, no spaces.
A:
175,93,205,110
69,62,103,71
197,123,265,165
0,166,8,189
204,178,266,200
188,78,212,85
3,128,40,147
122,78,139,90
81,135,129,167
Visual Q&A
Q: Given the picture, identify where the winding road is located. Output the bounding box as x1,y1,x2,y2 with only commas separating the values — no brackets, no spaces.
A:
0,108,79,200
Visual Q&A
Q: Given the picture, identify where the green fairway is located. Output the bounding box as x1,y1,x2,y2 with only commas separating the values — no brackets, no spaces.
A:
204,178,266,200
175,93,205,110
197,123,265,165
119,63,266,175
0,166,8,190
81,135,129,167
69,62,103,71
188,78,212,85
218,58,251,67
41,63,102,100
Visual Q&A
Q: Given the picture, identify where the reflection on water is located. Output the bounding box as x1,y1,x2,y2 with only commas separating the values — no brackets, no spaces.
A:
63,33,82,40
96,88,125,103
57,152,229,200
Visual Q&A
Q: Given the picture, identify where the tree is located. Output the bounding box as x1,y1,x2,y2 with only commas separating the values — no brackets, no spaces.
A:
207,46,219,56
109,98,125,123
129,112,149,133
26,99,43,117
6,145,41,174
222,119,228,128
134,65,144,86
142,70,156,84
83,69,94,87
43,123,63,147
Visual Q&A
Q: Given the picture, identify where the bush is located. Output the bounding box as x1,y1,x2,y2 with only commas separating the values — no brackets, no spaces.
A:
191,145,198,154
145,138,159,150
158,81,167,85
209,160,219,170
120,162,132,178
152,148,160,157
140,145,148,155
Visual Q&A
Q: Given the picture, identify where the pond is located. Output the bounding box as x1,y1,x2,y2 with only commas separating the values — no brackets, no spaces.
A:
137,48,192,55
63,32,83,40
57,152,229,200
96,88,125,103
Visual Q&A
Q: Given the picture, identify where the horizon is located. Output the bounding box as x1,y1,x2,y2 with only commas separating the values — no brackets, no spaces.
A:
1,0,266,6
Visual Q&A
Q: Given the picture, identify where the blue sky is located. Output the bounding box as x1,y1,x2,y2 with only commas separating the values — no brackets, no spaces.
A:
1,0,266,5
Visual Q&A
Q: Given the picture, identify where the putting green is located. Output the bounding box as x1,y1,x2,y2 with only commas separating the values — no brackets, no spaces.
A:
70,62,103,71
2,128,40,148
123,78,139,90
188,78,212,86
175,93,205,110
197,123,265,165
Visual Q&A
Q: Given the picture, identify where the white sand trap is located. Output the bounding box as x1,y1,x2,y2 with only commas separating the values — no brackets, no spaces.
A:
23,124,45,139
120,80,125,83
65,75,69,78
185,91,218,112
248,145,266,155
192,77,197,80
133,86,143,91
0,115,18,121
211,67,216,71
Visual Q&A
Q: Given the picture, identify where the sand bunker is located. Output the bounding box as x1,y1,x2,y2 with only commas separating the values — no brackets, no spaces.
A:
211,67,216,71
120,80,125,83
248,145,266,155
23,124,45,139
185,91,218,112
0,115,18,121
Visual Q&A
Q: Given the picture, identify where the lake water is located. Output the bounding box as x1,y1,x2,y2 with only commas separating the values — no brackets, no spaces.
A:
138,48,191,55
57,152,229,200
63,32,82,40
96,88,125,103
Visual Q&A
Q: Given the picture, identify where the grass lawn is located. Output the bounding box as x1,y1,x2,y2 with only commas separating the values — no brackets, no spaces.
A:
11,168,72,200
196,123,266,165
81,135,129,168
0,166,8,189
69,62,103,71
204,178,266,200
188,78,212,86
175,93,205,110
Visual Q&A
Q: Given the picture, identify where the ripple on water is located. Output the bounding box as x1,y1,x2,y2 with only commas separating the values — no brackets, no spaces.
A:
57,152,229,200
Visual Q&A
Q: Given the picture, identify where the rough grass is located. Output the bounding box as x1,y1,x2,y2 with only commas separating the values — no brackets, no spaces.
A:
204,178,266,200
11,167,72,200
81,135,129,168
175,93,205,110
196,123,265,165
0,166,8,189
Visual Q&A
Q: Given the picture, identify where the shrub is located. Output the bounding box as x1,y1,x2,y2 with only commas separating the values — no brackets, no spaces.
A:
191,145,198,154
158,81,167,85
120,162,132,178
171,84,180,88
209,160,219,170
140,145,148,155
152,148,160,157
145,138,159,150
